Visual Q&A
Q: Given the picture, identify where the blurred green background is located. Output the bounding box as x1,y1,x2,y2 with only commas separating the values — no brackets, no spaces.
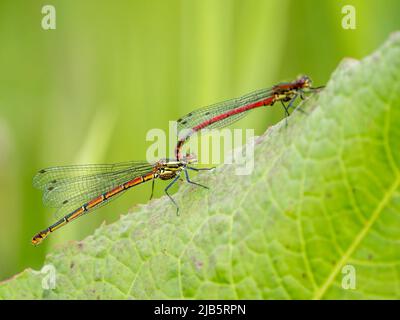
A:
0,0,399,281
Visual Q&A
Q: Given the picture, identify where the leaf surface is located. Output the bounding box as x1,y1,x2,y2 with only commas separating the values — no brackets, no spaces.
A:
1,33,400,299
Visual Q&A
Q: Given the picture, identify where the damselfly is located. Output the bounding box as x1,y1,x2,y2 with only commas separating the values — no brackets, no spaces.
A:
175,75,322,160
32,155,212,245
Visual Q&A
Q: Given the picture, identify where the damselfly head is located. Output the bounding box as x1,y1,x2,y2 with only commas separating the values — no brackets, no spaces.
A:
298,75,312,88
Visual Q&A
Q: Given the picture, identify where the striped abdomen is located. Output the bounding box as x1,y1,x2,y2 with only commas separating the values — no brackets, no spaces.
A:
31,172,155,245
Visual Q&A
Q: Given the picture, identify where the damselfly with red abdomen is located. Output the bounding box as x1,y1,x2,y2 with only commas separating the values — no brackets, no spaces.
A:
32,155,212,245
175,75,323,160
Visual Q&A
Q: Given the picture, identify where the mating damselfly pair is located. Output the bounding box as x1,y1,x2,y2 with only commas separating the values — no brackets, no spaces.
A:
32,75,322,245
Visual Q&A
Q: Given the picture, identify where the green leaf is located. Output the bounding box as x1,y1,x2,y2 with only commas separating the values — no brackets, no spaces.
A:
2,33,400,300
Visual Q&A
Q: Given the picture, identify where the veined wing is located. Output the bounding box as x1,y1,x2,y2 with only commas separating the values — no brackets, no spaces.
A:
177,87,274,135
33,161,155,209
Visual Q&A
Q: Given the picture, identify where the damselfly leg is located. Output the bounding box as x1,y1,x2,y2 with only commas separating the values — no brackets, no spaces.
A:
164,174,182,216
149,178,155,200
162,162,214,216
186,166,216,172
183,168,209,190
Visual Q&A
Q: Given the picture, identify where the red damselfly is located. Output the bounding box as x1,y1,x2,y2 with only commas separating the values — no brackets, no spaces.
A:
32,155,212,245
175,75,322,160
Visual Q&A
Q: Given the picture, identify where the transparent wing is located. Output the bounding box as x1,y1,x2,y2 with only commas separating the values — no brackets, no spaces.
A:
33,161,154,209
177,87,273,135
33,161,152,190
